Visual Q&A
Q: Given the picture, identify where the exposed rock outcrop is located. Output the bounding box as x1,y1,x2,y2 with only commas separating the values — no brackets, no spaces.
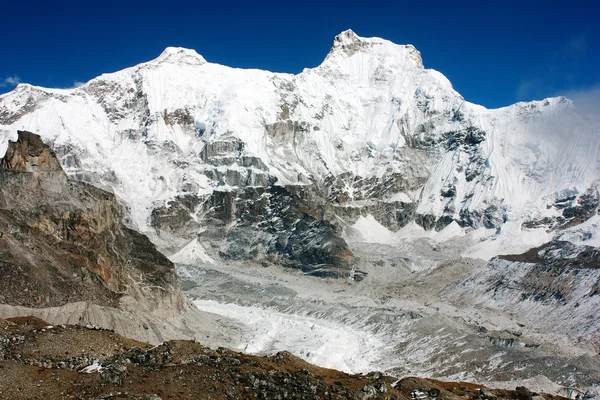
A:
449,238,600,340
0,130,65,175
201,184,356,276
0,131,225,344
0,131,179,309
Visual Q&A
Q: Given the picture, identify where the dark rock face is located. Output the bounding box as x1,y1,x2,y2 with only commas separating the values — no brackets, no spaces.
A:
281,217,355,274
196,136,278,188
162,107,194,126
499,240,600,271
415,214,455,231
323,171,421,232
84,76,151,125
265,120,310,144
523,187,599,230
561,188,599,226
150,194,203,238
443,126,486,151
199,136,244,164
497,240,600,304
201,185,356,275
415,214,437,231
332,200,416,232
440,184,456,198
0,131,182,309
331,29,374,57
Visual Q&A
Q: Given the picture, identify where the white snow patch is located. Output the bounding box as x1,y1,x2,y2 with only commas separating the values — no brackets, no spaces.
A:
0,129,17,158
352,214,395,244
169,239,214,265
386,192,413,203
79,361,104,373
463,221,554,260
395,222,435,240
351,215,464,246
432,221,464,243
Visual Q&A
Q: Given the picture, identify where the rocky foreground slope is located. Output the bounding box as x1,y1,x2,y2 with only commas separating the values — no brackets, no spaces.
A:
0,316,569,400
0,131,225,344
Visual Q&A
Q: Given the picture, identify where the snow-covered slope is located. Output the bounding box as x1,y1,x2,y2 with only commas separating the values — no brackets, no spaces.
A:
1,29,599,265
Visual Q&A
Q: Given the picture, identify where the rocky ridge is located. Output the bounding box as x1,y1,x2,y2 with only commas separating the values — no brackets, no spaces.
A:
0,316,571,400
0,131,225,345
452,238,600,340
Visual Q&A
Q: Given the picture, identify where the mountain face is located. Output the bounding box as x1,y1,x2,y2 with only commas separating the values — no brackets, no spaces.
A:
0,30,599,273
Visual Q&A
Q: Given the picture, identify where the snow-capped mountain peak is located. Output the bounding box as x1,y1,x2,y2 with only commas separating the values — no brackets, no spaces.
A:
329,28,366,54
152,46,207,66
325,29,424,70
0,31,598,266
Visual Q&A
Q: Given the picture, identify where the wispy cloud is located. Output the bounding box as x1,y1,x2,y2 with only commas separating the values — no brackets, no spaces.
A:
516,79,542,100
566,35,588,55
516,34,589,103
72,81,86,88
553,34,588,61
561,84,600,118
0,76,21,88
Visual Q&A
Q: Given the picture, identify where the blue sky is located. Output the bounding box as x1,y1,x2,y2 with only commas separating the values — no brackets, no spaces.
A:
1,0,598,108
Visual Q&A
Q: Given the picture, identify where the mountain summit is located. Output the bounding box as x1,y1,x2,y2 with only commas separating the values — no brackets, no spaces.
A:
152,46,207,65
327,29,424,68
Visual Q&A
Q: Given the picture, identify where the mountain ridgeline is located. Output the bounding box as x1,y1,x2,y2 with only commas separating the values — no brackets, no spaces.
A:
0,30,599,274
